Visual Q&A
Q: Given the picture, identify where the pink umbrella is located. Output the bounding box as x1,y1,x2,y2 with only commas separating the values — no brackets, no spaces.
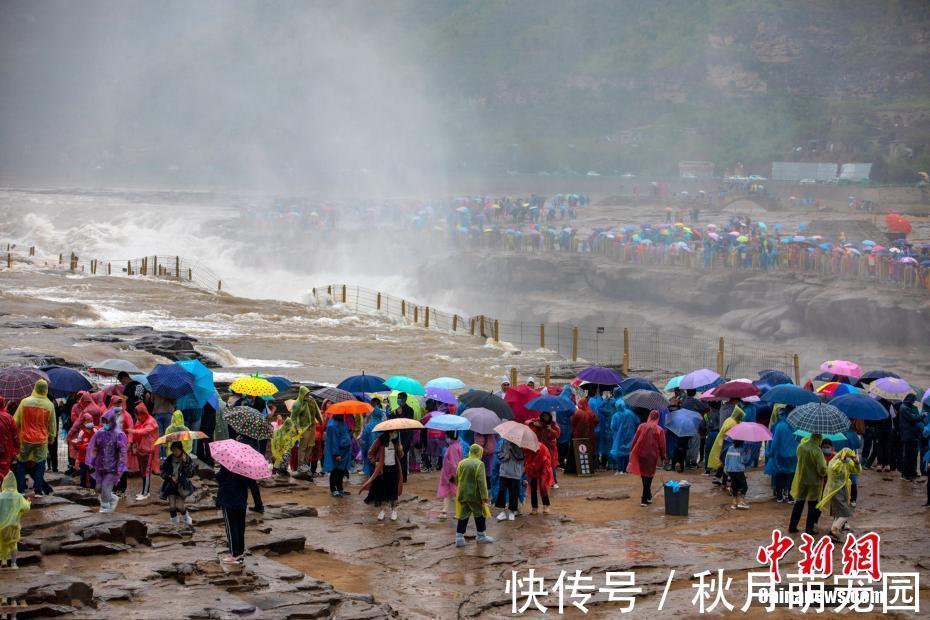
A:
820,360,862,380
726,422,772,442
707,232,721,240
698,387,722,401
209,439,271,480
493,421,539,451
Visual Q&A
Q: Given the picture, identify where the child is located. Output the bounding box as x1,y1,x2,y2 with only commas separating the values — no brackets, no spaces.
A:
524,443,554,515
216,440,250,565
160,441,195,525
817,448,861,541
0,471,30,569
438,431,464,519
71,413,97,492
454,444,494,547
130,403,159,500
725,439,749,510
822,439,836,462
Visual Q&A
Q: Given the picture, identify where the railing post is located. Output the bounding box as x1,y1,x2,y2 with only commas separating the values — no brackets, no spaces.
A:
341,285,347,303
793,353,800,385
153,256,157,276
716,337,725,376
108,262,112,275
544,364,551,386
376,292,381,310
424,306,430,328
470,318,475,336
572,327,579,361
623,327,630,374
6,253,10,269
510,367,518,386
59,253,63,265
218,280,222,292
188,268,192,281
452,315,458,332
176,256,180,279
401,300,406,318
480,316,486,338
413,305,419,324
494,319,500,342
539,323,545,349
127,260,132,275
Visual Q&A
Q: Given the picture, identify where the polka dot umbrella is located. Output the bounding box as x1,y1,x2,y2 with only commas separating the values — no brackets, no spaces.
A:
223,406,273,440
209,439,271,480
229,375,278,397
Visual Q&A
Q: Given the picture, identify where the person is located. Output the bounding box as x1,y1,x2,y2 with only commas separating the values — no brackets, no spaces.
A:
291,387,323,472
0,397,19,479
555,386,574,470
595,398,614,470
627,410,666,506
216,448,250,565
12,380,57,496
789,434,828,535
85,411,128,513
70,413,96,491
703,400,722,474
390,393,415,482
725,439,749,510
324,414,352,497
117,371,146,414
129,403,159,500
271,418,300,476
360,403,386,477
437,431,464,519
151,393,176,454
764,407,798,503
0,471,30,569
609,399,639,474
494,439,524,521
817,447,861,541
898,394,925,482
454,444,493,547
493,380,510,400
360,431,404,521
567,397,597,474
525,443,554,515
109,395,135,495
160,441,195,525
708,406,744,486
527,412,560,486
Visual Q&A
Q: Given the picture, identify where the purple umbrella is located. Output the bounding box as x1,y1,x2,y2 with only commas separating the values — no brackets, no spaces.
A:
425,387,457,405
680,368,721,390
0,366,49,402
868,377,914,402
577,366,624,385
922,388,929,406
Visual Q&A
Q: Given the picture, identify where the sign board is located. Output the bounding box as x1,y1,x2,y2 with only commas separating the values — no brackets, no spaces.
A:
596,327,605,334
572,439,594,476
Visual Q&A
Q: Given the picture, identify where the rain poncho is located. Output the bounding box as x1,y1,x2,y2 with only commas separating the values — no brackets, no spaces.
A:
438,436,466,498
360,408,386,477
86,411,129,487
524,444,554,491
816,448,861,515
571,398,597,440
595,398,615,458
763,410,798,476
13,380,57,462
71,391,104,426
555,386,574,444
455,444,490,519
791,435,828,502
527,415,560,459
628,410,666,477
291,386,322,437
609,402,640,461
271,418,300,466
165,410,192,453
323,416,352,472
707,406,745,470
0,471,30,560
0,402,19,478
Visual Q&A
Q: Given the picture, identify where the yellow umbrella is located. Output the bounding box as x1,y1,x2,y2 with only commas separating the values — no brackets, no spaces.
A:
230,376,278,397
387,390,423,419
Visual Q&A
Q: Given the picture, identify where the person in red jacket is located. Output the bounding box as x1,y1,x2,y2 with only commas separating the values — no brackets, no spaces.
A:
70,413,97,490
527,412,561,487
628,410,667,507
0,397,20,478
567,398,597,474
524,443,555,514
129,403,160,500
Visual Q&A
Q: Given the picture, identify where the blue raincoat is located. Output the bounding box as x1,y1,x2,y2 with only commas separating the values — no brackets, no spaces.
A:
323,417,353,473
359,407,386,476
609,403,640,461
595,398,615,458
763,412,798,476
555,386,574,445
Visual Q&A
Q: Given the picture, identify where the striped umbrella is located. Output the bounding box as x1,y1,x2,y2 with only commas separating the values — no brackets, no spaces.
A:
787,402,850,435
623,389,669,410
0,367,49,401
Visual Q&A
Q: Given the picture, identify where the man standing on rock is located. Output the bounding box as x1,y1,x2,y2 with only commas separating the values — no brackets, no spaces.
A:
117,371,146,418
12,380,57,495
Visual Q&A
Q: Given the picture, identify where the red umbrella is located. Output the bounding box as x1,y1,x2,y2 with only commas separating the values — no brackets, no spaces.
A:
504,384,541,424
885,213,912,234
713,380,761,399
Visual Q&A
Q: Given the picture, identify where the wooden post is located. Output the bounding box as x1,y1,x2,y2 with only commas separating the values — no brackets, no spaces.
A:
218,280,222,292
413,305,419,324
188,268,192,281
424,307,430,328
401,300,406,317
127,260,132,275
376,292,382,310
544,364,551,386
29,246,34,256
6,253,10,269
452,315,458,332
623,327,630,374
539,323,545,349
341,285,347,303
572,327,579,361
176,256,180,279
716,337,725,376
793,353,801,385
59,253,63,265
480,316,486,338
469,318,475,336
494,320,500,342
108,262,112,275
510,367,518,386
153,256,157,276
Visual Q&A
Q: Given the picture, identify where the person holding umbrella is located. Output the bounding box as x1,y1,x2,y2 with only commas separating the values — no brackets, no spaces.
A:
129,403,159,500
454,444,494,547
494,439,524,521
816,448,861,541
360,399,386,478
628,410,666,507
324,414,353,497
789,434,828,535
527,412,560,486
764,407,798,503
525,443,554,515
898,394,925,482
213,442,253,565
438,431,465,519
291,387,323,473
389,393,415,483
609,398,639,474
359,431,404,521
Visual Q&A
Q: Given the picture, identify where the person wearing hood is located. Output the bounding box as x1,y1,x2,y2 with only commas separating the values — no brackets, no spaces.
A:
129,403,159,500
708,406,745,486
164,410,192,453
271,417,300,476
555,385,574,470
360,402,386,478
816,447,861,541
628,410,666,506
455,444,493,547
109,395,135,495
0,397,19,480
68,392,99,468
789,434,828,535
898,394,925,482
324,414,352,497
764,407,798,503
494,439,524,521
86,411,128,513
609,399,639,474
70,413,96,490
527,411,560,487
595,396,615,470
567,398,597,474
0,471,30,569
438,431,465,518
702,400,722,474
525,443,555,515
360,431,404,521
291,386,323,473
12,380,57,495
160,441,195,525
215,443,250,566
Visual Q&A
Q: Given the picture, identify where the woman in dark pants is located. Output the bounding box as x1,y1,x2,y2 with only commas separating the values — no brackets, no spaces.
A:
216,457,250,565
627,410,666,507
789,434,828,535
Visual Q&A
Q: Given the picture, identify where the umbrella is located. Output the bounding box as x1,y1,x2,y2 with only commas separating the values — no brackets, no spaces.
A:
230,376,278,397
0,367,49,401
794,429,847,443
525,395,575,413
209,439,271,480
312,387,356,403
131,373,152,391
494,421,539,451
90,359,142,375
424,387,457,406
327,400,374,416
858,370,900,384
173,360,215,409
815,382,860,397
384,375,425,396
624,389,669,410
459,390,514,421
424,414,471,432
922,388,929,406
665,409,702,437
386,391,423,419
664,375,684,391
154,430,209,446
425,377,466,390
819,360,861,380
266,376,293,392
337,373,387,393
680,397,709,413
42,366,92,397
460,407,502,434
577,366,624,385
868,377,915,401
504,384,542,423
680,369,721,390
829,394,889,421
713,380,761,399
761,385,819,406
147,364,196,400
618,377,659,394
373,418,424,432
224,406,274,439
758,369,793,386
726,422,772,442
787,402,850,435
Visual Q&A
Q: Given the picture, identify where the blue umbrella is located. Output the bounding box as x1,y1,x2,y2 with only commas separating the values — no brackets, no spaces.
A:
425,377,466,390
174,360,214,408
337,373,387,393
577,366,624,386
829,394,889,421
267,376,292,392
618,377,659,394
758,369,793,386
761,385,819,406
41,366,92,398
148,363,196,400
424,414,471,432
384,375,425,396
525,395,575,413
665,409,702,437
858,370,900,384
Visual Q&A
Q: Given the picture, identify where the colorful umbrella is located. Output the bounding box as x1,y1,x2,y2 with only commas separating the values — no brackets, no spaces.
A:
42,366,92,398
460,407,502,434
664,375,684,391
624,389,669,410
90,359,142,376
384,375,425,396
424,414,471,432
425,377,466,390
174,360,215,409
504,384,542,423
760,385,819,406
327,400,373,416
868,377,915,401
787,402,850,435
819,360,861,380
373,417,424,432
525,395,575,414
312,386,355,403
922,388,930,406
712,380,761,399
726,422,772,442
224,406,273,440
665,409,702,437
576,366,624,385
829,394,889,421
794,429,847,443
154,430,209,446
494,421,539,451
680,369,721,390
0,366,49,401
337,373,387,393
425,387,457,406
459,390,514,421
209,439,271,480
230,376,278,397
815,382,860,397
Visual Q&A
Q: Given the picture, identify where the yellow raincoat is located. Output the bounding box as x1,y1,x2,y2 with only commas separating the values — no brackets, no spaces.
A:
0,471,30,560
791,435,828,501
455,444,491,519
291,387,322,438
816,448,861,516
165,410,192,453
271,418,300,466
707,406,745,470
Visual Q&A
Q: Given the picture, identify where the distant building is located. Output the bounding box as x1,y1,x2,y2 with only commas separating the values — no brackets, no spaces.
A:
838,163,872,182
678,161,715,179
771,161,838,182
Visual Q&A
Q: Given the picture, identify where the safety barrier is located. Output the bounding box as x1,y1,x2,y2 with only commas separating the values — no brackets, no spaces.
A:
310,284,801,383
